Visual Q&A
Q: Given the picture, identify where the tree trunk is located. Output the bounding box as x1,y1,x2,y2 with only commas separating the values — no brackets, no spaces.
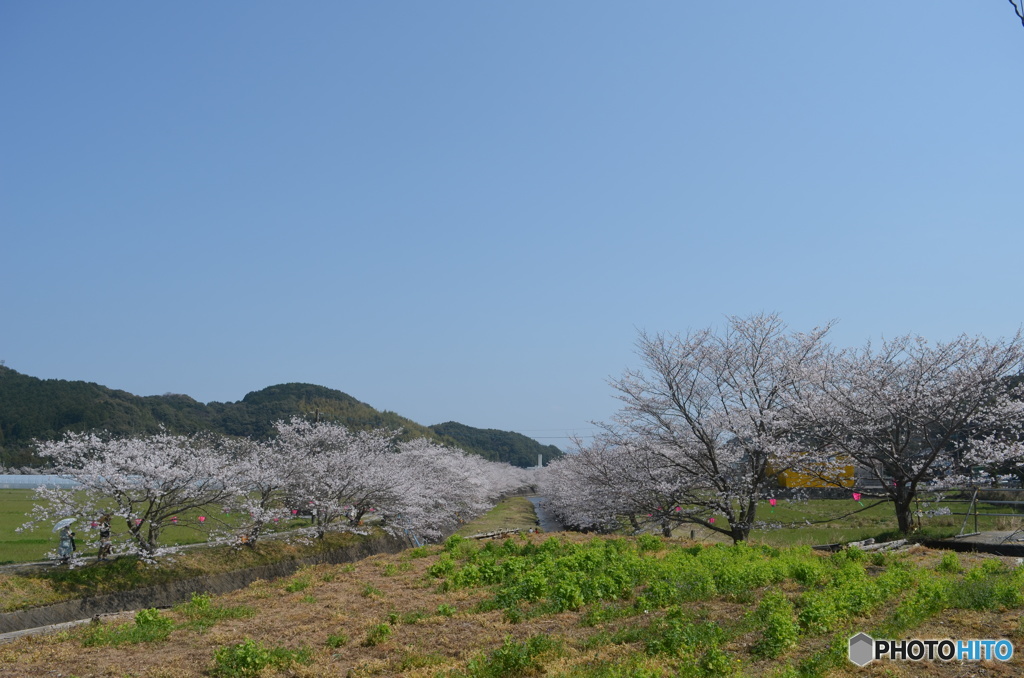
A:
729,498,757,543
890,479,917,535
894,494,915,534
730,523,750,544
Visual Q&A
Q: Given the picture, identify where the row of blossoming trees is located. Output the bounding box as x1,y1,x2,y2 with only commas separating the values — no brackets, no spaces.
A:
540,313,1024,543
20,418,533,560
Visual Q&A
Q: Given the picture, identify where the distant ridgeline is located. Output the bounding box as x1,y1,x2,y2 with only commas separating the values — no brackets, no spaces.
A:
0,366,563,469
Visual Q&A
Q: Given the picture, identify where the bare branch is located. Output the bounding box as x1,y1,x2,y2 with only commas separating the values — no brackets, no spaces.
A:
1012,0,1024,28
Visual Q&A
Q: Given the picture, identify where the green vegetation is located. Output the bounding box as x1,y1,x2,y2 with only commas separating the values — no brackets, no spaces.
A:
420,535,1024,676
175,592,256,632
79,607,175,646
78,594,255,646
752,592,799,658
325,631,349,648
0,489,50,563
462,634,563,677
283,576,311,593
210,638,312,677
0,365,559,468
362,621,393,646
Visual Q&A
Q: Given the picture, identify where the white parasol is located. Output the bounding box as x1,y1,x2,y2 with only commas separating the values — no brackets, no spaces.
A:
52,518,76,533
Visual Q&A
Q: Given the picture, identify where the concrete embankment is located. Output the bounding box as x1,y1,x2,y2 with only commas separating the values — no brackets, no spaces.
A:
0,533,412,636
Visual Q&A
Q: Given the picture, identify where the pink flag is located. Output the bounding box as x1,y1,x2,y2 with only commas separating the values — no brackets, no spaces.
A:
198,516,206,523
709,517,715,524
769,498,777,507
852,493,861,502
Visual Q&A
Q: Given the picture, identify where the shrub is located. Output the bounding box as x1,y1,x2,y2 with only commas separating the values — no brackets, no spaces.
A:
465,634,562,677
937,552,962,574
643,610,726,658
444,534,466,552
636,534,664,552
753,592,799,658
699,646,737,676
428,555,457,578
796,591,841,636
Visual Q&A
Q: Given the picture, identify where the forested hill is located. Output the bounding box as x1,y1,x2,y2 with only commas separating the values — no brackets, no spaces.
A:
427,421,564,468
0,366,563,469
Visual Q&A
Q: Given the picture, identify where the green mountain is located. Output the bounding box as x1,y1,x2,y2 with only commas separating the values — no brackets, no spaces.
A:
428,421,563,469
0,366,563,469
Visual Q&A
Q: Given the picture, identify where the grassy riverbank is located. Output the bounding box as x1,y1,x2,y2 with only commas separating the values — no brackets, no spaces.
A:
454,497,540,537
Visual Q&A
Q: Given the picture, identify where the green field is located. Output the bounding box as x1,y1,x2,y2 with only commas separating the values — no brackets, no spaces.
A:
0,489,317,564
0,489,53,563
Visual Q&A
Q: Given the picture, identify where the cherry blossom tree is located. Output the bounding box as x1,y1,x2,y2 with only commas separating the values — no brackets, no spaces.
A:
274,418,403,538
382,439,494,541
276,420,533,542
223,437,296,546
590,313,833,543
540,438,658,533
20,430,236,558
21,416,538,560
795,333,1024,534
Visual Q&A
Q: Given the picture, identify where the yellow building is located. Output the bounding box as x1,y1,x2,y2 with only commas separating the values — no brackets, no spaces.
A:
770,457,856,489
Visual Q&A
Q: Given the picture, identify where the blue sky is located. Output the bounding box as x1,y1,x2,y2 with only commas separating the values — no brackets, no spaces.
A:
2,3,1022,448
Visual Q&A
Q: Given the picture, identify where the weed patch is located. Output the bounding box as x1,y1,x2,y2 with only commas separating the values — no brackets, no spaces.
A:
210,638,312,677
80,608,174,646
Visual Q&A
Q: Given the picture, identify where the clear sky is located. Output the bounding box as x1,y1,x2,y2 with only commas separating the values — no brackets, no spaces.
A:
2,3,1022,449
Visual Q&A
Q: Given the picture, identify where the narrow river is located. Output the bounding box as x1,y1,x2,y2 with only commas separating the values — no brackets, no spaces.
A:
526,496,566,532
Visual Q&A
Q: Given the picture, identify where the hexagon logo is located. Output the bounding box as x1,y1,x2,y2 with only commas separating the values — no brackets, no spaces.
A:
849,633,875,667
